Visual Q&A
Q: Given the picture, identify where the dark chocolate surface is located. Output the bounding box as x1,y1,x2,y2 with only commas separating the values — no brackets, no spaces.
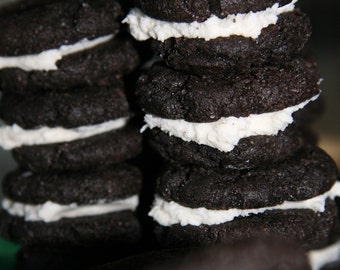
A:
136,57,319,122
0,0,123,55
0,37,140,93
0,210,141,248
151,12,312,75
136,0,291,22
148,125,306,169
12,125,142,172
156,147,338,209
0,85,130,129
154,200,338,251
2,163,141,204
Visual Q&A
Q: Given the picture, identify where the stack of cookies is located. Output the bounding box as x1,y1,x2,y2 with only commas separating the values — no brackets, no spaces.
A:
0,0,142,260
124,0,340,268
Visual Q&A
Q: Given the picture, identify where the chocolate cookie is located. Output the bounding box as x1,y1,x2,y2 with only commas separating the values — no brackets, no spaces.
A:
148,125,307,169
0,210,141,248
0,85,130,129
0,38,140,93
155,147,338,210
136,57,319,122
149,147,339,250
136,0,292,22
12,125,142,172
153,200,337,250
2,164,141,204
151,11,312,74
0,0,123,56
0,165,142,247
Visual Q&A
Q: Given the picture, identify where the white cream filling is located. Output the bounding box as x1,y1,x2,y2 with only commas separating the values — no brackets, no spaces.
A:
0,34,114,71
1,195,139,223
143,94,319,153
149,181,340,227
308,241,340,270
0,116,129,150
123,1,297,41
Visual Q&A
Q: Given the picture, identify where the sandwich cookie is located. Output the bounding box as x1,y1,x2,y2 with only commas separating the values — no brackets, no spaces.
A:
0,0,140,94
0,37,140,93
0,0,122,56
134,0,293,22
0,85,142,171
124,1,311,74
149,146,340,250
0,164,142,247
136,58,320,168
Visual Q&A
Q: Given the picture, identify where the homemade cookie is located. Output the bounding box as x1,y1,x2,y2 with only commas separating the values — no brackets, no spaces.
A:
149,147,340,250
0,0,122,56
135,0,292,22
12,126,142,172
0,38,140,93
0,164,142,247
136,59,320,168
0,82,143,172
150,11,311,75
124,2,311,74
0,85,130,129
148,125,308,169
136,58,319,122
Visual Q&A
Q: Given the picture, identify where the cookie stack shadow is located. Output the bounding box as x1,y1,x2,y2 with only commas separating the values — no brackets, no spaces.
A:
123,0,340,268
0,1,144,269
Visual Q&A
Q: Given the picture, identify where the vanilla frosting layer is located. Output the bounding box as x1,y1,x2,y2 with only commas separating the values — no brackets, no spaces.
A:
143,94,319,153
123,1,297,41
0,116,129,150
0,34,114,71
2,195,139,223
149,181,340,227
308,241,340,270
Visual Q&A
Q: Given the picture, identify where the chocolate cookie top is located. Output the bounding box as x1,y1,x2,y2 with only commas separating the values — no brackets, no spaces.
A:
136,57,320,122
12,125,143,172
0,85,130,129
0,38,140,93
2,164,142,205
156,146,338,210
148,124,306,169
151,11,311,75
0,0,123,56
135,0,292,22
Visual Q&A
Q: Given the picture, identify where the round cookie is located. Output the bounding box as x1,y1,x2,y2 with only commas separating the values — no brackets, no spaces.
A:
155,147,338,210
0,0,123,56
136,57,319,122
0,164,142,247
0,85,130,129
0,38,140,93
136,0,292,22
0,210,141,248
2,164,141,204
149,147,339,250
153,199,338,251
148,125,306,169
12,125,142,172
151,11,312,75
